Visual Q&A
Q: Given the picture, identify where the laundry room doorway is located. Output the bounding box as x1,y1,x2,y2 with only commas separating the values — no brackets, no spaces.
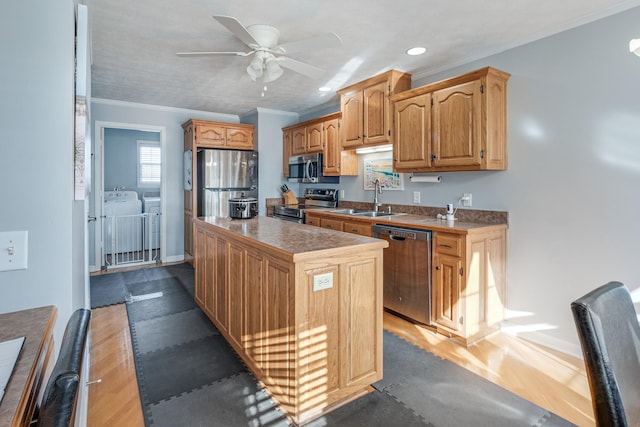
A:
91,121,167,271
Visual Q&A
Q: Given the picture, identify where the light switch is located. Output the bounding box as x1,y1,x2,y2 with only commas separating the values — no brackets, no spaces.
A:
0,231,28,272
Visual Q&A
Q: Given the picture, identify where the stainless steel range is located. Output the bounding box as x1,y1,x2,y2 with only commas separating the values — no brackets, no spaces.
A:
273,188,338,223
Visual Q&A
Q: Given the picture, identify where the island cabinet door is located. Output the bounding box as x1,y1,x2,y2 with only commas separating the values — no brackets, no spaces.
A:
194,228,215,318
227,243,245,349
214,237,230,333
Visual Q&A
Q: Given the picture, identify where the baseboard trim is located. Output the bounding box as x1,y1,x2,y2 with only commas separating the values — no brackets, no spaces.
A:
501,320,583,359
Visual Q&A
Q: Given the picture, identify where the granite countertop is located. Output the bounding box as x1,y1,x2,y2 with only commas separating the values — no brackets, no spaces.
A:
196,216,388,260
304,209,508,234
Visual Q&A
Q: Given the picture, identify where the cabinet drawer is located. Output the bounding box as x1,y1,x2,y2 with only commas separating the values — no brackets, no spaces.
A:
320,218,344,231
433,233,463,257
305,216,320,227
343,220,372,237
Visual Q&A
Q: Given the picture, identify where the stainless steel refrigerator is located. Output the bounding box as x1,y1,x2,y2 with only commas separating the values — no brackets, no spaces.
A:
197,149,258,217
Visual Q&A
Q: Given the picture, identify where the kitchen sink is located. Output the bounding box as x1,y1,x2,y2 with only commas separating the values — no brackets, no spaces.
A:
330,209,370,214
331,209,401,217
352,211,401,217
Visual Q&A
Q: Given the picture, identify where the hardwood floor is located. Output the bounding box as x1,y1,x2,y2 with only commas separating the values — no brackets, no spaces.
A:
88,304,593,426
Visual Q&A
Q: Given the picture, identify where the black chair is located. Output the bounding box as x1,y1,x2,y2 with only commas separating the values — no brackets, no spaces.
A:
38,308,91,427
571,282,640,427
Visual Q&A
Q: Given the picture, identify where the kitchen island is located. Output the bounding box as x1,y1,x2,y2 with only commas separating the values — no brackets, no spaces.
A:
192,216,388,425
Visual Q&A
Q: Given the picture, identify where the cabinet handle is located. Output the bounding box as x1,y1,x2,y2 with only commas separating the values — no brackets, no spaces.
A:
438,243,453,248
431,154,437,160
351,228,358,232
435,266,441,270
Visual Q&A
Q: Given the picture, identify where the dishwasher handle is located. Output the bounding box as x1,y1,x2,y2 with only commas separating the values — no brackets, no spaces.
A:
390,235,406,241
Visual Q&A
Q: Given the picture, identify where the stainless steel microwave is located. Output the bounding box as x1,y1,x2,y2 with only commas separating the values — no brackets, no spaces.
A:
288,153,339,184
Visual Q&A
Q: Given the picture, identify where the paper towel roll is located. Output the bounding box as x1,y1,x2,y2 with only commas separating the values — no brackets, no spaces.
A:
409,175,442,183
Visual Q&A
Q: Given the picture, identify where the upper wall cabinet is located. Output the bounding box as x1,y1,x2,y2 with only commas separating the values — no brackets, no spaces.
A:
338,70,412,150
183,119,255,150
282,113,358,177
391,67,510,172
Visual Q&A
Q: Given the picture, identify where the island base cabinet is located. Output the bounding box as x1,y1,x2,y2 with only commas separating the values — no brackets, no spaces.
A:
193,219,383,425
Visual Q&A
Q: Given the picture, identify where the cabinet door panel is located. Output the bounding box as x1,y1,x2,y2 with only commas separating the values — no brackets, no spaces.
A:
306,122,324,153
342,92,363,148
215,238,229,331
323,118,340,175
363,82,389,145
228,243,245,348
432,80,482,166
197,124,226,147
292,127,307,155
320,218,343,231
245,251,264,369
432,253,462,331
227,127,254,149
393,94,431,169
282,129,292,177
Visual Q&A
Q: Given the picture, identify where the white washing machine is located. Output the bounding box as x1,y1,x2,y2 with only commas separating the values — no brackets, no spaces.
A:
103,191,142,254
142,192,161,250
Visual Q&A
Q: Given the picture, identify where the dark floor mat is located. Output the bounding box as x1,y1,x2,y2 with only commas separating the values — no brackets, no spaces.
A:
306,389,432,427
90,272,126,308
126,276,186,297
376,331,575,427
148,372,288,427
134,334,246,404
125,282,197,323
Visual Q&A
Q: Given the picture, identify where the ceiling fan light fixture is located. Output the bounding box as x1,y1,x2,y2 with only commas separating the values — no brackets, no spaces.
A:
263,56,283,83
246,56,264,81
630,39,640,56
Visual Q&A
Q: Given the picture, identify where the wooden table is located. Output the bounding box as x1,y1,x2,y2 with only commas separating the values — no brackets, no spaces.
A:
0,306,57,427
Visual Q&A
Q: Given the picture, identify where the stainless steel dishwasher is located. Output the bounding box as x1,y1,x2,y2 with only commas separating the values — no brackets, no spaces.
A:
373,224,432,325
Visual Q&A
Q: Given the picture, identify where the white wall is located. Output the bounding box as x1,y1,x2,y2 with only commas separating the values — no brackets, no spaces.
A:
0,0,80,344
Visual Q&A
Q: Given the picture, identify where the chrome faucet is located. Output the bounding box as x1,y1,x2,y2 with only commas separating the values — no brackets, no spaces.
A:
373,178,383,212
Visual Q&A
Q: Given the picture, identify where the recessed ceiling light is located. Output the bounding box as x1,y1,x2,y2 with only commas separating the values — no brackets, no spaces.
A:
318,86,332,92
406,47,426,56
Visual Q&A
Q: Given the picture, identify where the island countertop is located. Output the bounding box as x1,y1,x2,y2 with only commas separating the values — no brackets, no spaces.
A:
196,215,388,261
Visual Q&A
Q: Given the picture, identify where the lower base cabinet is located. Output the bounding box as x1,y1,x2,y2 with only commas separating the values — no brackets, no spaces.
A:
432,228,506,345
194,220,384,424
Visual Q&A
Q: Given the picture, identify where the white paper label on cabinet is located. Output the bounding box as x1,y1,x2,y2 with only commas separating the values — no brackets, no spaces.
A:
313,272,333,291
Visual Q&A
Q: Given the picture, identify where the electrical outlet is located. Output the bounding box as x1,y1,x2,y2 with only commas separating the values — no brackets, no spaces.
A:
313,272,333,291
462,193,472,207
339,189,345,200
413,191,420,204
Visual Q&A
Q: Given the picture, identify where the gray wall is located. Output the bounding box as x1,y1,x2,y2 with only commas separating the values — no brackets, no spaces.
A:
293,7,640,355
104,128,161,199
0,0,83,345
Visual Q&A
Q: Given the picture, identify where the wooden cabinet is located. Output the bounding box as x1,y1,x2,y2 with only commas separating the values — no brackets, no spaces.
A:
283,113,357,176
193,217,384,424
338,70,411,149
391,67,510,172
282,128,292,177
305,212,372,237
184,119,254,150
431,227,507,345
182,119,255,262
343,219,373,237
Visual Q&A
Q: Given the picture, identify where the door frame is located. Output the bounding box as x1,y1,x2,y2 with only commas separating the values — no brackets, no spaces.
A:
91,121,167,271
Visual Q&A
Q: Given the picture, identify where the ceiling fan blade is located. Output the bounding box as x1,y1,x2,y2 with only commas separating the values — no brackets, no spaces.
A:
176,51,252,57
213,15,259,47
277,32,342,55
277,56,325,79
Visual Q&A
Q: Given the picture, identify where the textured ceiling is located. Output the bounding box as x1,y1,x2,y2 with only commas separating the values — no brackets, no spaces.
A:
89,0,640,116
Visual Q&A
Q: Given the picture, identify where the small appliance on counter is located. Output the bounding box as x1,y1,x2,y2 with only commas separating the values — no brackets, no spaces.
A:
273,188,338,223
228,196,258,219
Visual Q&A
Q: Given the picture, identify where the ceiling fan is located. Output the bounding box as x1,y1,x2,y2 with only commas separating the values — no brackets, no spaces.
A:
177,15,342,83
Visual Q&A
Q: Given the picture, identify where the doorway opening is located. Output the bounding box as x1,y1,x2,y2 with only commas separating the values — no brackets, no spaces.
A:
91,121,167,272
